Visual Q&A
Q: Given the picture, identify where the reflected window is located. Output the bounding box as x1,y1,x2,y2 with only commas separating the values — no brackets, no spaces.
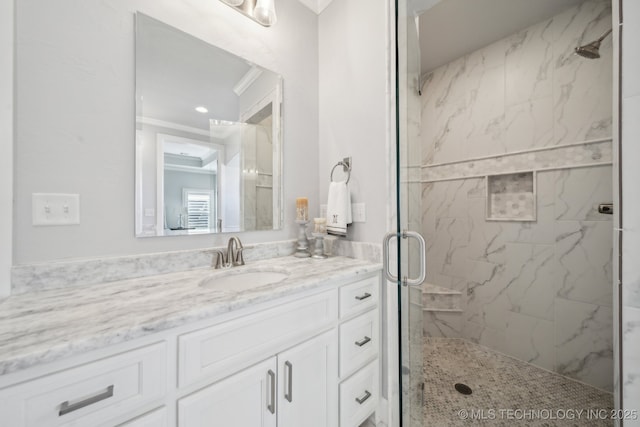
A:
184,189,215,230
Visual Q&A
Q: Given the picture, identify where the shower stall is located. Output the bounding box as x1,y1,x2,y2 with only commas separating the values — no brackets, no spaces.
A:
391,0,617,425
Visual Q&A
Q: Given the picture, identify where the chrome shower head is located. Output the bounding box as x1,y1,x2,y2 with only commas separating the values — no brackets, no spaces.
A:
575,28,612,59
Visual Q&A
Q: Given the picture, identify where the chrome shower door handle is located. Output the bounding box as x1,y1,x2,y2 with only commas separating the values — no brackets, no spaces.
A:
403,230,426,287
383,230,426,287
382,232,398,282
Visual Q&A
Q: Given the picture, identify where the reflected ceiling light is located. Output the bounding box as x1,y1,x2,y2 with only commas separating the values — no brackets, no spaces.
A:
254,0,277,26
219,0,277,27
195,106,208,113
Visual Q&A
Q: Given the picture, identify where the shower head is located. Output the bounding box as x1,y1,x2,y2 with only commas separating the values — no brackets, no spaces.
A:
575,28,612,59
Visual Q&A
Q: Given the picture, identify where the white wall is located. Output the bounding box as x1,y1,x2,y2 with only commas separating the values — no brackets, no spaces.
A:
318,0,391,244
0,0,13,296
14,0,318,264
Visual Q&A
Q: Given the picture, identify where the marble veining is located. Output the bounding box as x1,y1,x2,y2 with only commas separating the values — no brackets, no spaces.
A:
418,0,614,392
622,305,640,422
421,167,613,390
420,0,612,168
10,240,296,294
0,256,381,376
329,239,382,263
421,139,612,182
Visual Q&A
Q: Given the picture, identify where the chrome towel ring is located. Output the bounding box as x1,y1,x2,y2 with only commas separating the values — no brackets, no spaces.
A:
330,157,352,184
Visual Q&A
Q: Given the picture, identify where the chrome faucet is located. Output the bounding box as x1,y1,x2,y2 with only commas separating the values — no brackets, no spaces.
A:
226,236,245,267
212,237,245,269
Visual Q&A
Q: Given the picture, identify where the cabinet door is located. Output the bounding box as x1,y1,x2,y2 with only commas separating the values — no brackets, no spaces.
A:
277,329,338,427
117,407,166,427
178,357,277,427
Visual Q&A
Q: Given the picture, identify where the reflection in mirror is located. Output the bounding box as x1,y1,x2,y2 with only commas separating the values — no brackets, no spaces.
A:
134,13,282,237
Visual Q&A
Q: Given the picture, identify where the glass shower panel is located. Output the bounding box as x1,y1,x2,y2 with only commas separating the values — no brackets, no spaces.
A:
395,0,426,426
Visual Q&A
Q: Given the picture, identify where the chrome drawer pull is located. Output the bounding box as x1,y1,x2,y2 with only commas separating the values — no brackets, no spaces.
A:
284,361,293,402
355,390,372,404
58,385,114,416
355,336,371,347
355,293,371,301
267,370,276,414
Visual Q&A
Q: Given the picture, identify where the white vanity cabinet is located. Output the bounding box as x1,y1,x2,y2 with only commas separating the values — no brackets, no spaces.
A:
0,343,167,427
178,329,338,427
337,275,381,427
178,357,278,427
0,269,382,427
276,329,338,427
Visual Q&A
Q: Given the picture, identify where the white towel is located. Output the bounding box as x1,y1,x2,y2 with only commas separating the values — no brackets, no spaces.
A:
326,181,352,236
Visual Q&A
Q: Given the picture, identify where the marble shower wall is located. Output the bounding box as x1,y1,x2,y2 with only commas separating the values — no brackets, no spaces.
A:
422,168,613,391
421,0,613,166
419,0,613,391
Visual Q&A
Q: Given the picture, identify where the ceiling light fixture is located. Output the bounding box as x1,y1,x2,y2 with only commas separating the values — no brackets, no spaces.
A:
219,0,277,27
195,106,208,113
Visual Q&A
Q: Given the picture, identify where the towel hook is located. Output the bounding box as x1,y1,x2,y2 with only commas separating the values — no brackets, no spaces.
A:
330,157,351,184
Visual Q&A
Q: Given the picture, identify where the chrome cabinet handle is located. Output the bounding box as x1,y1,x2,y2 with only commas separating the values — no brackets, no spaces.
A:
355,336,371,347
355,390,372,404
383,230,426,287
284,361,293,402
355,293,371,301
59,385,114,416
267,369,276,414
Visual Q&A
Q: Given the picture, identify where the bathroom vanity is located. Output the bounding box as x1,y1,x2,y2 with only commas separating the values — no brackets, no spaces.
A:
0,256,381,427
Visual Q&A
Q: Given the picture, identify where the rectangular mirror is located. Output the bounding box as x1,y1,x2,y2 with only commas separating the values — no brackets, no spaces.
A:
135,13,283,237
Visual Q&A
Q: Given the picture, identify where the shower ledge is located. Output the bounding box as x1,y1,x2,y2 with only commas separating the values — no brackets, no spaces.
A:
422,283,462,312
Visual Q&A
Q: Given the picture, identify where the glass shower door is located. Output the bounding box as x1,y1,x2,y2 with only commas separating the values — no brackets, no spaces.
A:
388,0,428,426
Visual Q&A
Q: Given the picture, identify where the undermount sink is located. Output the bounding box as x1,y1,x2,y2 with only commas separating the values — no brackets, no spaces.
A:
199,267,290,291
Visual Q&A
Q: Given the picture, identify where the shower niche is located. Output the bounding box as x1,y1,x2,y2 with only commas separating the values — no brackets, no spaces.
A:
486,172,536,221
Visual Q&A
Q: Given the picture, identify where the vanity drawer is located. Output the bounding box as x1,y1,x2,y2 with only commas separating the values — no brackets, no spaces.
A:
339,309,378,378
339,275,379,319
339,360,378,427
0,343,166,427
179,289,338,388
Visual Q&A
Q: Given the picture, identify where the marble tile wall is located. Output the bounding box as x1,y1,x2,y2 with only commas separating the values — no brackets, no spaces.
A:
420,0,613,166
421,167,614,390
622,0,640,420
421,139,612,181
419,0,614,391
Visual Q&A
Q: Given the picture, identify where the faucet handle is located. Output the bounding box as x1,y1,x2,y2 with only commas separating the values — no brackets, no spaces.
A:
212,250,225,269
235,247,245,266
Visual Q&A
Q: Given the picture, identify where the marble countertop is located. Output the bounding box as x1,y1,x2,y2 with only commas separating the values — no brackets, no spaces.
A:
0,256,381,376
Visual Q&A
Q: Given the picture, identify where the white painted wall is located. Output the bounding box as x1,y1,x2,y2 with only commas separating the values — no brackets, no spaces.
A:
0,0,13,296
318,0,391,244
14,0,318,264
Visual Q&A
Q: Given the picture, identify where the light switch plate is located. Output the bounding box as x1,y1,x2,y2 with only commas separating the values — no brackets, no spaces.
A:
32,193,80,226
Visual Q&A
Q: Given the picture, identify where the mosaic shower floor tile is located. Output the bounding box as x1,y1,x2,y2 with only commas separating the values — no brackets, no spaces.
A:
423,337,614,426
